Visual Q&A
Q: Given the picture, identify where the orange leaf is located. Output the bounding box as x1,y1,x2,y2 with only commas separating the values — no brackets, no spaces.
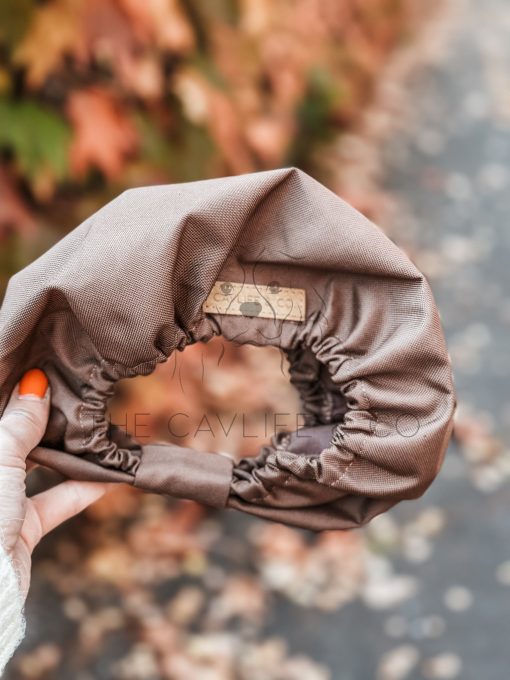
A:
14,0,87,89
66,88,138,180
116,0,195,52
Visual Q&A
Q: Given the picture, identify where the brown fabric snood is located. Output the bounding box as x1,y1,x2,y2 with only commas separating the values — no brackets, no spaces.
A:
0,168,457,531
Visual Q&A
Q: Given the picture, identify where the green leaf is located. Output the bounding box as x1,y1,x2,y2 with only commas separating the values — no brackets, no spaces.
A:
287,67,341,170
0,98,71,184
134,107,216,183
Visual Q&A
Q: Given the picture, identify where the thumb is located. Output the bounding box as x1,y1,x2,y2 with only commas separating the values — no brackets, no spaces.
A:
0,369,50,468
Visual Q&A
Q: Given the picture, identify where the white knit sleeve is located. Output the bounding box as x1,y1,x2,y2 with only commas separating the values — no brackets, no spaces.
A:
0,545,26,676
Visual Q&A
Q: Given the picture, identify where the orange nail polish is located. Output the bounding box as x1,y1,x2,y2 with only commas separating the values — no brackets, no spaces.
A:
19,368,49,400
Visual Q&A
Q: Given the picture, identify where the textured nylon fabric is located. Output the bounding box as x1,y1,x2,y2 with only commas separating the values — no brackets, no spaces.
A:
0,167,456,530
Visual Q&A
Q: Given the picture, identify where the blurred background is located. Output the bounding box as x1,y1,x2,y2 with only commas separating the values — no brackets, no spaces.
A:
1,0,510,678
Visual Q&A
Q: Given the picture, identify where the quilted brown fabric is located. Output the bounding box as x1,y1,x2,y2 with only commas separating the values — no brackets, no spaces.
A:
0,167,456,530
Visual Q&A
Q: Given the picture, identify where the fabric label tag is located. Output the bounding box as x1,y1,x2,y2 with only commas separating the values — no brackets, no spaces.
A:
203,281,306,322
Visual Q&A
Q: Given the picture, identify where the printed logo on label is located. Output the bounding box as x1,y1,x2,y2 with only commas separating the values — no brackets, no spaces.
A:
203,281,306,322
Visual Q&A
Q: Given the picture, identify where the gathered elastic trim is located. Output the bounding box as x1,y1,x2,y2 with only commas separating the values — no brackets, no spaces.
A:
85,323,200,474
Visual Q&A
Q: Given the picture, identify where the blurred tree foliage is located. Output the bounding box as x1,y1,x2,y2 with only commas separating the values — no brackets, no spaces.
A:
0,0,419,289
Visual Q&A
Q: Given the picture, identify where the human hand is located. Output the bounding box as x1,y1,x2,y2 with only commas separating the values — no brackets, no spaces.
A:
0,368,111,599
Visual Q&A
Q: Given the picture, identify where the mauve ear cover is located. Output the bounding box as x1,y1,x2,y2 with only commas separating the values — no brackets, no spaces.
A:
0,167,456,531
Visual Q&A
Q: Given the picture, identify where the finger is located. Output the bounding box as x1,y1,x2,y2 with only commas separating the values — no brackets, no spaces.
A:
29,480,113,540
0,369,50,468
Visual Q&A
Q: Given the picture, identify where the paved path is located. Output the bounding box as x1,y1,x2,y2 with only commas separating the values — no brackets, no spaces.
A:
266,1,510,677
